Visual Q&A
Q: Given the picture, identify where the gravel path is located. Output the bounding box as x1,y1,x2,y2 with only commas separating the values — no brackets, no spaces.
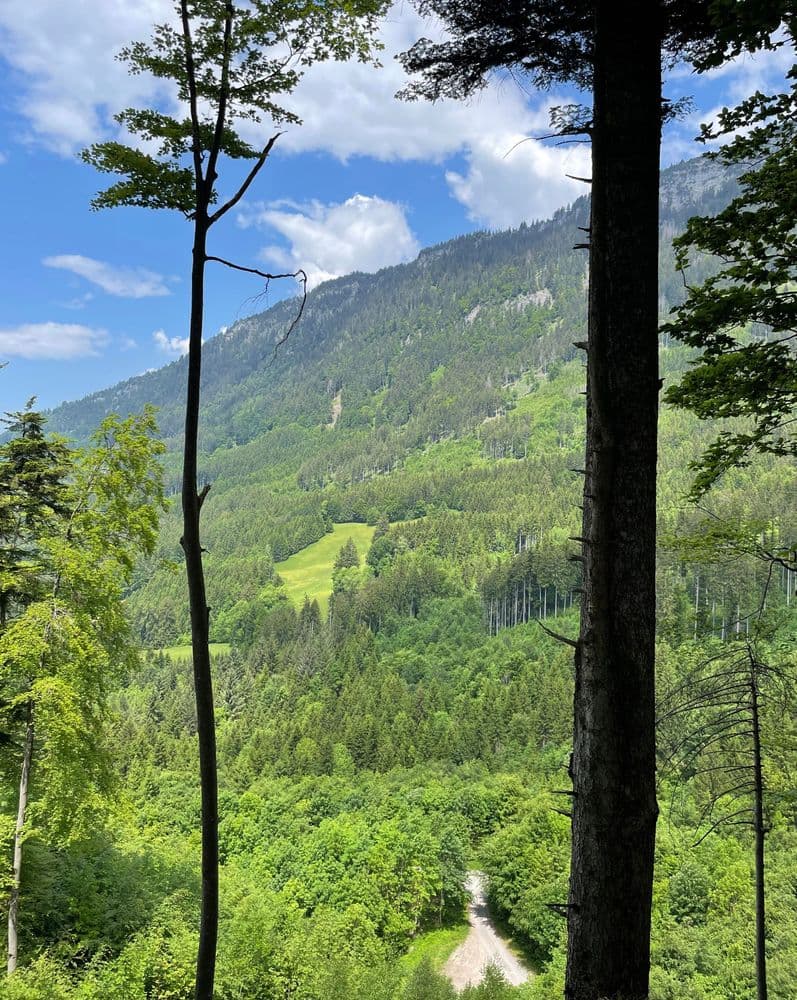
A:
443,872,531,992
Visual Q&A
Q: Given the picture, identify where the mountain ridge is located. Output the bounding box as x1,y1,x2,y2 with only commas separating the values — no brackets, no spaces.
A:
45,153,743,646
47,153,734,451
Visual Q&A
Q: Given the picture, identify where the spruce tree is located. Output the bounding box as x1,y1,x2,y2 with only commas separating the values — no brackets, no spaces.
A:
0,404,70,630
335,537,361,569
402,4,786,996
663,40,797,498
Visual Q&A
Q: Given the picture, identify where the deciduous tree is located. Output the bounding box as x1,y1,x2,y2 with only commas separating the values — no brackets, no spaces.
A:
663,46,797,498
82,3,386,995
0,407,164,974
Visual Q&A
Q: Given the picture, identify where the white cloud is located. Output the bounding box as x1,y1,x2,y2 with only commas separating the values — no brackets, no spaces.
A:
6,2,789,231
43,254,171,298
0,151,7,164
242,11,591,226
153,328,190,355
241,194,420,289
1,1,591,228
120,336,138,351
0,0,175,153
270,11,469,162
0,322,108,359
446,129,591,228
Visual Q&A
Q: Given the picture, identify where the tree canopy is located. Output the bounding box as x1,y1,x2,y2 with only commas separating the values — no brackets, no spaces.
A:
399,1,786,103
0,405,165,973
83,0,385,219
664,59,797,498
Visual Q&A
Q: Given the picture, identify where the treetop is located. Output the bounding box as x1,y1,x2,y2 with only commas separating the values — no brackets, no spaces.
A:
82,0,387,216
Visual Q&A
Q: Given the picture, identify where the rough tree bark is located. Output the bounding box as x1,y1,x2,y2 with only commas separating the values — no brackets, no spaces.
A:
566,3,662,997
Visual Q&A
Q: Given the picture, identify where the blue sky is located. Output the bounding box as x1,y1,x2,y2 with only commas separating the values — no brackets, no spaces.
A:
0,3,792,416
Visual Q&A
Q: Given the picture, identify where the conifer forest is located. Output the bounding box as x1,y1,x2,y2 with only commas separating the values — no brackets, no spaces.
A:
0,3,796,999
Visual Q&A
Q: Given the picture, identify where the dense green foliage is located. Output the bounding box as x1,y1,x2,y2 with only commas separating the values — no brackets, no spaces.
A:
49,156,741,647
3,593,795,997
2,154,794,997
0,405,166,973
0,406,166,836
664,60,797,498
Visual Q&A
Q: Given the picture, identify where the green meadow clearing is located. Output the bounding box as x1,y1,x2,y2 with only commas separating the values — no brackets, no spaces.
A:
274,522,376,610
157,642,232,660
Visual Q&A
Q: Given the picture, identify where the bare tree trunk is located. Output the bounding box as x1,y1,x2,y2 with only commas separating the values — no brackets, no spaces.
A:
695,574,700,639
7,702,34,975
750,671,768,1000
181,215,219,1000
566,3,661,998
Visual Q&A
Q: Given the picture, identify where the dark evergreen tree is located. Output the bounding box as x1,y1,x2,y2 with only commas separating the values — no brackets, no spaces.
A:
663,41,797,498
567,7,662,996
0,404,70,629
402,4,786,997
334,537,361,569
299,596,322,638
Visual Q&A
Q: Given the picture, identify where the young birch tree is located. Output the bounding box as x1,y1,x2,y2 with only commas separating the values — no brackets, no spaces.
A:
81,3,386,996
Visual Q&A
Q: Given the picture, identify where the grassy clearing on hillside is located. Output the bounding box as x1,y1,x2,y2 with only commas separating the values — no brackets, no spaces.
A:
399,924,470,973
157,643,231,660
275,522,376,610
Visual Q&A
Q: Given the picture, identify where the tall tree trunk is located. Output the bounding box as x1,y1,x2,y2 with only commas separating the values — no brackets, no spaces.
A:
750,669,768,1000
181,216,219,1000
566,4,661,998
7,702,34,975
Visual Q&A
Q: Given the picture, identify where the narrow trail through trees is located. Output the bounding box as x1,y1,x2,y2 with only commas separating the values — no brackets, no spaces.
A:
443,872,530,992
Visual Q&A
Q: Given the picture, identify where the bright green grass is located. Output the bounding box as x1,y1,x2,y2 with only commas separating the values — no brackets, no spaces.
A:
399,924,469,973
157,642,231,661
274,522,376,610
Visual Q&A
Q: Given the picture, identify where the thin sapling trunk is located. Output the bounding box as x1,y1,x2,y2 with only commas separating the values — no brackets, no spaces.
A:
181,213,219,1000
7,702,34,975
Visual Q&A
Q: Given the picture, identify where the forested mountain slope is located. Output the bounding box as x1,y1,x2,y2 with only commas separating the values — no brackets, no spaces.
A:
11,154,793,1000
47,154,748,647
51,155,735,453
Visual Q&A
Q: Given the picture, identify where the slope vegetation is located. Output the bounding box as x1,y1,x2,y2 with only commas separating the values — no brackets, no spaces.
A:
275,522,375,610
48,155,742,648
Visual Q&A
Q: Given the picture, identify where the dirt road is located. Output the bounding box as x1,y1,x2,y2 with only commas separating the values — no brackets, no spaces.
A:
443,872,531,991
